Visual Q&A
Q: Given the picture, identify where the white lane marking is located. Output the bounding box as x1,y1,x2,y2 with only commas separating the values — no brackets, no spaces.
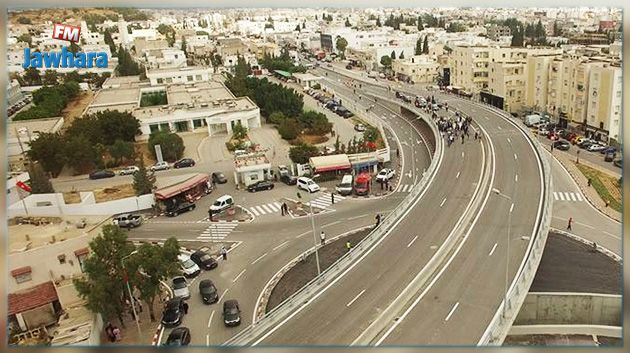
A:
576,193,583,201
274,201,282,209
513,153,518,160
232,269,246,283
564,192,571,201
440,197,447,207
510,203,514,213
484,116,489,120
456,171,460,179
322,220,342,228
255,206,266,215
489,243,498,256
461,151,465,157
407,235,418,248
218,288,229,303
251,252,268,265
570,193,577,201
602,230,621,239
207,310,215,328
401,184,409,192
497,126,502,130
249,207,260,216
515,174,518,182
273,240,289,251
347,214,368,220
507,137,511,144
267,203,279,212
558,192,565,201
445,302,460,321
553,192,559,200
261,204,274,213
346,289,366,307
206,334,210,346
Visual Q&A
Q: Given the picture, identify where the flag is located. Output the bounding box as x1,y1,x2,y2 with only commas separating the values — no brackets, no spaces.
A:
16,180,31,193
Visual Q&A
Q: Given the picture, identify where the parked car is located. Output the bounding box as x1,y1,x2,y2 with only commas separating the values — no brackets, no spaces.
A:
199,280,219,304
112,213,143,228
601,146,617,154
212,172,228,184
166,202,196,217
587,143,607,152
173,158,196,168
335,174,354,196
161,298,185,327
164,327,191,346
577,140,595,149
247,180,274,192
613,159,622,168
119,166,139,176
151,161,170,171
552,140,570,151
210,195,234,212
354,124,366,132
89,170,115,180
375,168,395,183
340,110,354,118
278,165,290,176
178,255,201,278
537,128,549,136
172,276,191,299
190,250,218,270
604,151,617,162
297,177,320,193
223,300,241,327
280,174,298,185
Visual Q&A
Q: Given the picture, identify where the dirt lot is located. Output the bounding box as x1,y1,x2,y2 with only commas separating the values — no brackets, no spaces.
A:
265,227,373,312
61,91,94,131
63,184,136,204
530,232,621,294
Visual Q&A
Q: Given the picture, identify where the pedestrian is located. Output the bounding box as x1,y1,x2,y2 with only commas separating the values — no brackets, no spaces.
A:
567,217,572,231
112,326,121,341
105,322,115,343
396,148,400,158
587,178,591,187
375,213,381,226
320,231,326,245
208,209,213,222
461,134,465,144
220,246,228,260
346,241,352,251
183,301,189,315
331,193,335,204
134,297,143,313
474,131,479,140
605,200,609,208
385,179,389,191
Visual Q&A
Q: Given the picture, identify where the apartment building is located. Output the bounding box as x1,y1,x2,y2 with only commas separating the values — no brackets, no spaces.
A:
525,54,562,112
144,48,187,69
392,55,440,83
487,25,511,41
585,62,622,142
488,60,527,113
146,66,212,86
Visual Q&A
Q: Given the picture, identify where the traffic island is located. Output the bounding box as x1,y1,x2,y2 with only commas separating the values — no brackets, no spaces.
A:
210,206,253,223
283,198,328,218
263,227,373,313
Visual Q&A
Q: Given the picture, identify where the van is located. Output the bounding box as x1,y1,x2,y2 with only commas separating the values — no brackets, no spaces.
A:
524,114,542,127
335,175,354,196
210,195,234,212
297,177,320,193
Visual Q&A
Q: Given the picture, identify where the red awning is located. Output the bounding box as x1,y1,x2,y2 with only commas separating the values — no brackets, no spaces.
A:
155,174,209,200
309,154,351,173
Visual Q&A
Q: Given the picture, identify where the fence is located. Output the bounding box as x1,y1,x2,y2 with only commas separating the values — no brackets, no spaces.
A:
224,85,444,346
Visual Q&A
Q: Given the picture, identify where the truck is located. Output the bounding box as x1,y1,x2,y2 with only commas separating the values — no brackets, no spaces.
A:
354,172,371,196
113,213,143,228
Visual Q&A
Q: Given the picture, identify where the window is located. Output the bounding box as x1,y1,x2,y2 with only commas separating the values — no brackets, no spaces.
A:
187,75,193,82
196,75,202,80
58,254,66,264
11,266,32,284
15,273,32,284
157,78,163,84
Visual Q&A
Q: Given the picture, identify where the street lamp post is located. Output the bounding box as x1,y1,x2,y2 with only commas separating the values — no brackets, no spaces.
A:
298,174,322,276
492,188,514,319
122,251,142,337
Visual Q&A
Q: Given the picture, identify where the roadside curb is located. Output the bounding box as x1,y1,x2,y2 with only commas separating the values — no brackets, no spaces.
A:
252,225,374,324
550,228,621,263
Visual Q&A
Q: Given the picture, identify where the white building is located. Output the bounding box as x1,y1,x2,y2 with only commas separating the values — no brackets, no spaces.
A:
392,55,440,83
144,48,187,69
146,66,212,86
233,152,272,187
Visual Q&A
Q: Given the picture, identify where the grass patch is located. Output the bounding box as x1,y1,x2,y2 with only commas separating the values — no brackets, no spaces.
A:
575,163,622,212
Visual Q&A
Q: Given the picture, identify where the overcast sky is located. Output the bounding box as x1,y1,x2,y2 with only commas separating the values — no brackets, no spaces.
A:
4,0,626,9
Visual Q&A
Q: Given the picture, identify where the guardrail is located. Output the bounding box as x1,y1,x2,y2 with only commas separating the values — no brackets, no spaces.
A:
224,84,444,346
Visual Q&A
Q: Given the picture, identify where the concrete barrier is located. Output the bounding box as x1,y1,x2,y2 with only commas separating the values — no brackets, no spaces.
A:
514,292,621,326
509,324,621,338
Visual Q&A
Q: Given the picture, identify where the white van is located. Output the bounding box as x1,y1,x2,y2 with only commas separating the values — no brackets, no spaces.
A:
524,114,542,127
335,175,354,196
210,195,234,212
297,177,320,193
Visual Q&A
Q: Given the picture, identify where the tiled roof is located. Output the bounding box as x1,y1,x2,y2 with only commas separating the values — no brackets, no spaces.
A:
10,266,32,277
8,281,59,315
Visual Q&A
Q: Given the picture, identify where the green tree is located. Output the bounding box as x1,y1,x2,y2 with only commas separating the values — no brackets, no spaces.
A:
103,28,117,56
180,36,187,56
415,37,423,55
390,50,396,59
17,16,32,24
336,36,348,58
126,237,180,322
17,33,32,46
380,55,392,68
422,36,429,54
364,126,379,143
268,111,287,124
553,20,562,37
289,143,319,164
148,131,185,162
210,53,223,73
43,70,59,86
116,45,142,76
298,111,332,135
278,118,300,140
69,42,81,54
73,225,135,327
232,121,248,140
344,18,351,27
28,163,55,194
65,134,97,173
376,17,382,27
109,139,135,164
23,67,41,86
398,51,405,59
26,132,66,177
133,157,155,196
417,16,423,30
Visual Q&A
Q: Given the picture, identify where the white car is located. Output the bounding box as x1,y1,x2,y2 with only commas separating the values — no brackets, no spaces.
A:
587,143,607,152
209,195,234,212
537,128,549,136
376,168,395,183
177,254,200,278
354,124,366,132
171,276,191,299
297,177,320,193
151,161,170,172
119,166,139,176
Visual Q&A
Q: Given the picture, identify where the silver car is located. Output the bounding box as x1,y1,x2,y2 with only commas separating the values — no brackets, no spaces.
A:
172,276,190,299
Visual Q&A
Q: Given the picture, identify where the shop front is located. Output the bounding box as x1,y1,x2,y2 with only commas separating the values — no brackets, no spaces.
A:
154,173,210,211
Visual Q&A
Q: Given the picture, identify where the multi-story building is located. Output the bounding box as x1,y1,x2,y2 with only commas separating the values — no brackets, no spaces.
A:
392,55,440,83
487,25,511,41
585,62,622,143
145,66,212,86
525,53,562,112
144,48,187,69
488,60,527,113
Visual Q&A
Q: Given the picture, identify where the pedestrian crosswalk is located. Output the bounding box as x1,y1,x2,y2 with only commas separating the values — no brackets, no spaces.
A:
248,202,283,217
553,191,584,202
305,192,345,210
395,184,413,193
196,222,239,241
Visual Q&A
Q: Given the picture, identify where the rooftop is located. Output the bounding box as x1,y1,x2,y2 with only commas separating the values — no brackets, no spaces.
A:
234,152,270,168
8,117,63,139
8,281,58,315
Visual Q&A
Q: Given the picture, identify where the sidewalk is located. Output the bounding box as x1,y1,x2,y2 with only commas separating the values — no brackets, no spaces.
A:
544,144,621,222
